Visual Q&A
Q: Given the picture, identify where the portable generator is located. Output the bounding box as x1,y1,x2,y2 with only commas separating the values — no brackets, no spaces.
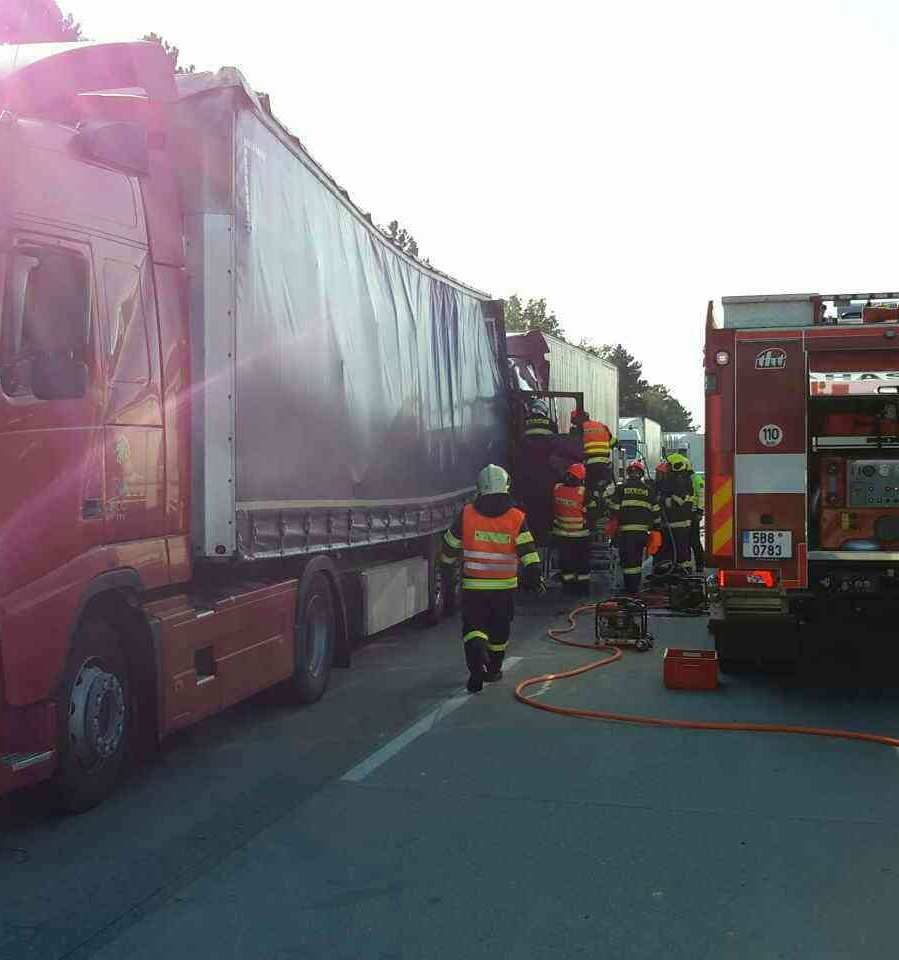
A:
594,597,654,651
668,574,709,614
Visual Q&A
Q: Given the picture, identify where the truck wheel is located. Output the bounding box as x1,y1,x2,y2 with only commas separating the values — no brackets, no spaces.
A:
54,619,130,813
292,571,335,704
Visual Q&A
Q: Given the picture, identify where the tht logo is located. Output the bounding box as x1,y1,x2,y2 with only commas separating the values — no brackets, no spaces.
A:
755,348,787,370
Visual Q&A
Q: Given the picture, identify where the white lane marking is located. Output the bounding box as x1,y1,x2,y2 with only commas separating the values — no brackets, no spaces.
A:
532,680,553,698
340,656,522,783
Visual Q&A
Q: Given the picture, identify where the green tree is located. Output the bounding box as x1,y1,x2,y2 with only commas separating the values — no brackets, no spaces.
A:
0,0,81,42
140,32,195,73
504,294,565,338
643,384,696,431
586,342,648,415
383,220,421,259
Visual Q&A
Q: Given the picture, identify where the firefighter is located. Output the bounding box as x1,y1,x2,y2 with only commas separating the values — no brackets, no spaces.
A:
690,465,705,573
552,462,598,595
605,461,662,594
523,397,557,437
570,410,617,500
440,465,543,693
661,452,695,569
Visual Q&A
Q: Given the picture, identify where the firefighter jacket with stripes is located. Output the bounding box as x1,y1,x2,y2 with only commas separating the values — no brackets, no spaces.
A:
552,482,597,539
660,471,695,528
523,415,557,437
582,420,615,466
441,500,540,590
608,478,660,534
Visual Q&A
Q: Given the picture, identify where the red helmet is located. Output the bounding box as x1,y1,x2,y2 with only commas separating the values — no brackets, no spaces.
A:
567,462,587,482
626,460,646,477
570,409,589,423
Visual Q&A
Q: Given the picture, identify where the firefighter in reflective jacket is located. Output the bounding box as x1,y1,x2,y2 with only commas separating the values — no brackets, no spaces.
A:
441,465,543,693
605,461,662,594
552,462,598,595
570,410,617,498
660,452,695,568
523,397,557,437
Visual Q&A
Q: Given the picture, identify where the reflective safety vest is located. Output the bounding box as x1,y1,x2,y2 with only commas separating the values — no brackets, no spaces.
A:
610,480,660,534
524,415,555,437
583,421,614,465
552,483,590,538
462,503,525,590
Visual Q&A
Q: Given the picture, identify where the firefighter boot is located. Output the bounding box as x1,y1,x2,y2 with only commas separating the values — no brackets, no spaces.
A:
484,651,504,683
464,635,486,693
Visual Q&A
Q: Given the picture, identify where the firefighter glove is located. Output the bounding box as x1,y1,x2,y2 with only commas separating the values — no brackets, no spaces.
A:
647,530,663,556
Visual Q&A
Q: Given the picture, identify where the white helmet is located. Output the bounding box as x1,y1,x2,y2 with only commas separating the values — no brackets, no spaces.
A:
477,464,510,496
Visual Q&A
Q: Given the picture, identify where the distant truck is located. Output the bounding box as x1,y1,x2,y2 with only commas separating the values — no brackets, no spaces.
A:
663,432,705,477
618,417,663,476
0,43,508,808
706,292,899,670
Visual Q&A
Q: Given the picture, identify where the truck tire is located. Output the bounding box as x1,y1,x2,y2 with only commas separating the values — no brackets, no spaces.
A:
53,619,130,813
292,571,335,704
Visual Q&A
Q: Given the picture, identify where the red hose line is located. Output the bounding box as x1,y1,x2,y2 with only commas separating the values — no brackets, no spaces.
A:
514,604,899,748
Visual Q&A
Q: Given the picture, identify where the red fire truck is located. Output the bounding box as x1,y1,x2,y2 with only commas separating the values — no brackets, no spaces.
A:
706,293,899,668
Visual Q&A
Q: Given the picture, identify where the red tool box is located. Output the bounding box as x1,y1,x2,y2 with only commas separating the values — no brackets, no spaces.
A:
663,648,719,691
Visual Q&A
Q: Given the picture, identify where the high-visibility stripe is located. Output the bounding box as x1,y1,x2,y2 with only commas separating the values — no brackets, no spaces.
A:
525,429,555,436
562,573,576,581
554,529,592,538
585,455,611,465
444,530,462,549
516,531,535,546
464,549,507,561
711,476,732,516
475,530,512,545
463,577,518,590
667,520,693,529
711,474,734,555
620,524,650,533
439,552,456,564
521,551,540,565
463,630,488,644
621,499,652,509
486,640,508,652
576,574,591,582
622,565,643,574
464,560,519,574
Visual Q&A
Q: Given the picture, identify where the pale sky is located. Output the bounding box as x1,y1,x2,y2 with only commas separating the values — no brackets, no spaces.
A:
68,0,899,428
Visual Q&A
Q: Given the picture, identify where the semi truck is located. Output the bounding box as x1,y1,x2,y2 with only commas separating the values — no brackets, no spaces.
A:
705,292,899,668
0,42,507,808
617,416,663,475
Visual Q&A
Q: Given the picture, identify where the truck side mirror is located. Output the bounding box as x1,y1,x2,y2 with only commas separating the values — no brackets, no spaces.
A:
31,354,88,400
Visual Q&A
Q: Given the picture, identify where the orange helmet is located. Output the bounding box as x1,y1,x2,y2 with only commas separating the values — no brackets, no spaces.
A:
566,462,587,482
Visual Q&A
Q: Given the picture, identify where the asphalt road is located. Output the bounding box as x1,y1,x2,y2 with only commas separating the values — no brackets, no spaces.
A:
4,591,899,959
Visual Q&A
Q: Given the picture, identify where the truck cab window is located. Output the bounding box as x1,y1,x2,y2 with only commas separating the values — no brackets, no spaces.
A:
103,260,150,384
0,246,90,399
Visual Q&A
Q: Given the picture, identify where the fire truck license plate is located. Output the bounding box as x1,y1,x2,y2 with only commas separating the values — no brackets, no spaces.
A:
742,530,792,559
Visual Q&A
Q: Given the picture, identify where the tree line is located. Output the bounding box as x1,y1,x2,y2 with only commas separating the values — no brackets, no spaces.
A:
505,294,696,431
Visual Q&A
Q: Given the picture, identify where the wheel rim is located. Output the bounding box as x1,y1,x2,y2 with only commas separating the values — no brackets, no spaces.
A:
69,660,126,770
304,593,331,678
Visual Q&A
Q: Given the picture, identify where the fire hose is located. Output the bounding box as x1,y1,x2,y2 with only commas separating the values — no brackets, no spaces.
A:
514,603,899,748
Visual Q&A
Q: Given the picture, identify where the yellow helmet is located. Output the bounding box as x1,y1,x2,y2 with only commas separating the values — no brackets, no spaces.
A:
667,453,689,472
477,464,510,495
